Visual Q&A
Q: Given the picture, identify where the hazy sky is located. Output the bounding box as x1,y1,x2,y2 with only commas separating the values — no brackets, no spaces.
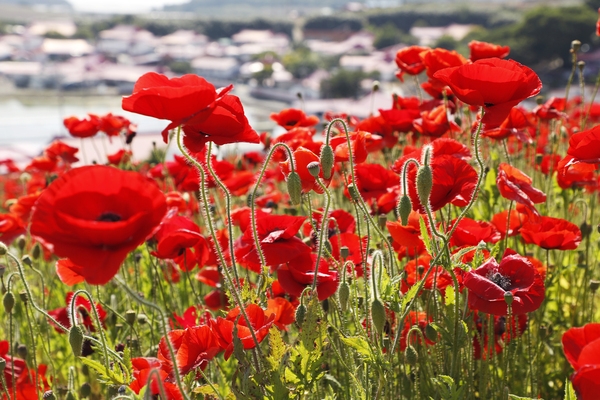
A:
67,0,190,14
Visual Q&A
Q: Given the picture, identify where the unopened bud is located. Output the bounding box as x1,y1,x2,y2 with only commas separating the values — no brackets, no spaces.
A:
80,383,91,398
320,145,334,180
69,325,84,356
338,281,350,312
371,298,386,335
425,324,438,343
21,255,32,267
31,243,42,260
397,194,412,226
378,214,387,230
17,236,26,251
347,183,360,201
416,165,433,207
321,298,329,313
17,344,27,359
307,161,320,178
286,171,302,205
580,222,592,238
295,303,307,327
0,243,8,256
405,344,418,366
19,291,27,303
3,291,15,313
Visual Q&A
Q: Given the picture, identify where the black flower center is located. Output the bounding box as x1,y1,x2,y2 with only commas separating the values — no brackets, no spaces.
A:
488,271,512,291
97,212,122,222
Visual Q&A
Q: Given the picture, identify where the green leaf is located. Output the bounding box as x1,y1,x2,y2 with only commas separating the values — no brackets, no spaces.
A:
565,378,576,400
508,395,538,400
400,282,420,316
80,357,127,386
339,336,373,359
419,216,433,256
445,286,455,306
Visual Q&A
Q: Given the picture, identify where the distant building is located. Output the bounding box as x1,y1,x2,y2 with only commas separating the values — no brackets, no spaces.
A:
410,24,473,47
97,25,157,57
191,56,239,84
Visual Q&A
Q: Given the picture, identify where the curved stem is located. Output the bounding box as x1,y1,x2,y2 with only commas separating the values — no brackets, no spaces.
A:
312,178,332,294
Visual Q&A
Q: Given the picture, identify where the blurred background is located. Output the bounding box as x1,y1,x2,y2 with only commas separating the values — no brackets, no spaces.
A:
0,0,598,164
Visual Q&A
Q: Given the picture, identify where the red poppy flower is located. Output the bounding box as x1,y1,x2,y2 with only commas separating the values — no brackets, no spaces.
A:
378,108,422,133
464,251,545,315
233,213,312,272
270,108,319,130
398,311,434,351
45,140,79,164
130,358,183,400
63,114,100,138
562,323,600,400
433,58,542,128
482,107,531,141
497,163,546,216
557,162,597,190
149,155,201,192
356,115,396,148
0,213,26,245
387,211,425,258
157,325,221,377
211,304,275,360
266,297,296,330
107,149,132,166
0,341,49,400
122,72,259,151
473,312,527,360
392,137,471,173
345,163,398,201
280,146,330,194
560,125,600,170
533,97,567,121
413,104,461,137
448,217,501,248
330,130,370,164
30,165,167,285
276,252,339,301
491,209,527,239
98,113,133,137
303,208,356,238
420,48,468,98
468,40,510,61
395,45,430,81
47,292,107,332
400,255,454,294
520,216,582,250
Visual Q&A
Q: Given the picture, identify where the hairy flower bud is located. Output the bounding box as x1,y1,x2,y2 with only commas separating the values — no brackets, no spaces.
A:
405,344,418,366
338,281,350,312
371,298,386,335
397,194,412,226
69,325,84,357
320,144,334,180
295,303,307,327
347,183,361,201
416,165,433,207
306,161,320,178
3,291,15,314
286,171,302,205
425,324,438,343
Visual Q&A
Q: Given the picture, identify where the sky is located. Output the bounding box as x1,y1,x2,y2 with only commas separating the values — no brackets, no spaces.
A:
67,0,190,14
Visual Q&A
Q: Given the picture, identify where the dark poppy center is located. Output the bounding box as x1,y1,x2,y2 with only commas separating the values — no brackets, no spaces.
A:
286,120,298,126
97,212,122,222
488,271,512,291
484,102,494,108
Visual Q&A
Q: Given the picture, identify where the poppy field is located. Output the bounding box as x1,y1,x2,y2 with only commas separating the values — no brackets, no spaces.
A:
2,23,600,400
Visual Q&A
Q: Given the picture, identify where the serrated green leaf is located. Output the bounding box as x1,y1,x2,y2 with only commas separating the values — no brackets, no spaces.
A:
299,297,321,351
508,395,538,400
565,378,576,400
80,357,127,385
339,336,372,358
400,282,420,316
419,216,432,256
445,286,455,306
267,326,287,369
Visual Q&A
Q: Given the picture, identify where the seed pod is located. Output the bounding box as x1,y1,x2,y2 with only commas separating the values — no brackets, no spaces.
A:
416,165,433,207
371,298,386,335
347,183,361,201
504,291,514,306
295,303,307,327
320,144,334,180
338,281,350,312
405,344,418,366
69,325,84,357
125,310,136,327
287,171,302,205
21,255,32,267
425,324,438,343
3,291,15,314
340,246,349,260
397,194,412,226
307,161,320,178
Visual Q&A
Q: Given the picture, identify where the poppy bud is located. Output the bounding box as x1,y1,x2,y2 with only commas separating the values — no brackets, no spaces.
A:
137,314,148,325
504,291,514,306
31,243,42,260
405,344,418,366
43,391,56,400
19,290,28,303
320,144,334,180
338,281,350,312
425,324,438,343
17,344,27,359
307,161,321,178
17,235,26,251
590,280,600,293
21,255,32,267
347,183,361,201
125,310,136,327
397,194,412,226
340,246,349,260
0,242,8,256
416,165,433,208
3,291,15,314
321,298,329,313
69,325,84,356
80,383,91,399
580,222,592,238
286,171,302,205
295,303,307,327
378,215,387,230
535,95,544,105
371,298,386,335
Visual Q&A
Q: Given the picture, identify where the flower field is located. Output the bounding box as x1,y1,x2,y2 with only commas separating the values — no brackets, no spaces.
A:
1,25,600,400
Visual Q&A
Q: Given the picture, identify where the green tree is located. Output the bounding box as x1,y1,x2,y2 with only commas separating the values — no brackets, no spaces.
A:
372,23,416,50
320,69,368,99
282,46,320,80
